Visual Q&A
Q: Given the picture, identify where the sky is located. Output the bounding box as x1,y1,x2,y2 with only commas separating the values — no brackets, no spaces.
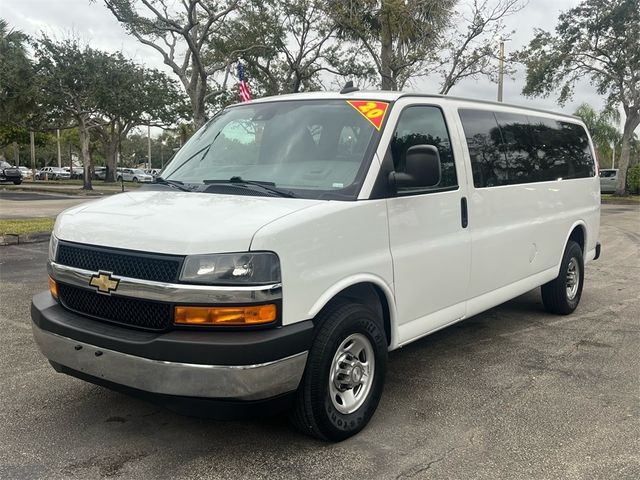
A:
1,0,620,127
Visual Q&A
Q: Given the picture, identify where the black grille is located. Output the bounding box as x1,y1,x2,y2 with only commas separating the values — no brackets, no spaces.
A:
57,242,183,283
58,283,173,331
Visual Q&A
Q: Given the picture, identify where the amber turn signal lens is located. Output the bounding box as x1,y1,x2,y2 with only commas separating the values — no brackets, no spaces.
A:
49,276,58,299
174,304,277,326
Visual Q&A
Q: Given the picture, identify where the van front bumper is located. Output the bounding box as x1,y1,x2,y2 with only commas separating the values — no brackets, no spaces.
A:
31,292,313,403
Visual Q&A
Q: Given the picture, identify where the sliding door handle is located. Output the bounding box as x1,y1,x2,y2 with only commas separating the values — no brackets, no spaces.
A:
461,197,468,228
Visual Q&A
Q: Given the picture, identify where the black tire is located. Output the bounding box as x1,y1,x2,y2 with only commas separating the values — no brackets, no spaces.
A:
133,177,139,183
541,240,584,315
291,302,387,441
13,180,22,185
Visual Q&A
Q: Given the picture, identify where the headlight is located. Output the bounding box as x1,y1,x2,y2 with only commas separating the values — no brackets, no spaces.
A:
180,252,280,285
48,233,59,261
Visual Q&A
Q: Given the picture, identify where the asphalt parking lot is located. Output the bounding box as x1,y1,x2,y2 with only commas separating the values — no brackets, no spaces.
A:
0,204,638,480
0,191,94,219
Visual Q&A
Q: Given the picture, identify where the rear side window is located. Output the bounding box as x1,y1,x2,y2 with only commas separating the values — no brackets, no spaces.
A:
460,108,595,187
389,106,458,193
457,109,505,187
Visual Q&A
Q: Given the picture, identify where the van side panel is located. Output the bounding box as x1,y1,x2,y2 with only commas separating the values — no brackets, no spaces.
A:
466,178,599,299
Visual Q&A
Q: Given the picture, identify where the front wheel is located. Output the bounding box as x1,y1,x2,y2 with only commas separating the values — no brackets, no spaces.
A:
541,240,584,315
291,302,387,441
13,180,22,185
133,177,138,183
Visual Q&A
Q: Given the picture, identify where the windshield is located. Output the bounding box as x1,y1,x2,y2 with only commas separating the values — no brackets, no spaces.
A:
161,100,383,199
133,169,145,174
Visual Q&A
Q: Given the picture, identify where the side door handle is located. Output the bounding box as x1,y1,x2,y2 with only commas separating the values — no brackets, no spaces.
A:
461,197,468,228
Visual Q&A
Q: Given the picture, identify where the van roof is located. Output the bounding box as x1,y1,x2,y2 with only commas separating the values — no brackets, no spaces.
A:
244,90,580,121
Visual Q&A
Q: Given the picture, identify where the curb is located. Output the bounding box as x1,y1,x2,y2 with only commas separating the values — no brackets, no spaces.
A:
0,231,51,246
1,186,110,196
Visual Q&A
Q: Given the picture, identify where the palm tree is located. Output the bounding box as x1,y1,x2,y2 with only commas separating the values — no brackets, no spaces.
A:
574,103,621,169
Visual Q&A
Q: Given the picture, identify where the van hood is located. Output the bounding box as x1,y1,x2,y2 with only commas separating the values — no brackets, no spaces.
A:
55,190,321,255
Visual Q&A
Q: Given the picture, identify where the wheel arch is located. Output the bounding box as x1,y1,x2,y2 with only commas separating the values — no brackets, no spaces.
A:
556,221,587,274
308,275,397,349
564,221,587,253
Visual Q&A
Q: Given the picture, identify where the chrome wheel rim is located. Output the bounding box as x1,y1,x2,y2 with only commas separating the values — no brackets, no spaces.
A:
566,257,580,300
329,333,375,415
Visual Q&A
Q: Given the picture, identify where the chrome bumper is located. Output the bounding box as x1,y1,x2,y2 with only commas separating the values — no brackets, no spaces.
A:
32,324,307,401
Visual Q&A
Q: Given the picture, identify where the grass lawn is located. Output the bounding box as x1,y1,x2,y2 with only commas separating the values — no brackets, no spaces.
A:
601,194,640,204
0,218,55,236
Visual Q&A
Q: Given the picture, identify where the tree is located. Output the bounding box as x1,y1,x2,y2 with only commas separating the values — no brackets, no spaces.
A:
219,0,372,99
574,104,621,168
92,54,185,181
433,0,525,95
34,37,114,189
326,0,455,91
0,19,41,166
517,0,640,195
102,0,250,128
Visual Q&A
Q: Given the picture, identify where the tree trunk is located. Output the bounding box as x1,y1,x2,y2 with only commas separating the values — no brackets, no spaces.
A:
615,113,640,196
191,80,208,130
78,117,93,190
380,9,395,91
105,130,119,183
12,141,20,166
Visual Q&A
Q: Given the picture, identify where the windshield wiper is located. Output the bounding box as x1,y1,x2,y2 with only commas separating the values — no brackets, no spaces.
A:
152,177,192,192
203,176,296,198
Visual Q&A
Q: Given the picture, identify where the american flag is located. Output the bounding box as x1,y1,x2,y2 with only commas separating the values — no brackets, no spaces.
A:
237,61,252,102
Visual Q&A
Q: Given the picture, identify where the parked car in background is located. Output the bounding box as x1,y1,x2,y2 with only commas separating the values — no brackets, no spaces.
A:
17,166,33,180
599,169,618,194
117,168,153,183
145,168,161,179
93,167,107,180
65,167,84,179
35,167,71,180
0,160,22,184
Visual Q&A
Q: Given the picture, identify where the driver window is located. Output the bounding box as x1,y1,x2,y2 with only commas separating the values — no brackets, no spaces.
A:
390,106,458,191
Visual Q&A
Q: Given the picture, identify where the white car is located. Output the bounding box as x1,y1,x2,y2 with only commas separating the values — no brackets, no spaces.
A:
35,167,70,180
17,166,33,180
33,90,600,441
599,168,618,194
117,168,153,183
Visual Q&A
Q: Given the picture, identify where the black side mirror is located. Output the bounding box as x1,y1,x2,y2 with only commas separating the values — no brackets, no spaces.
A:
389,144,442,191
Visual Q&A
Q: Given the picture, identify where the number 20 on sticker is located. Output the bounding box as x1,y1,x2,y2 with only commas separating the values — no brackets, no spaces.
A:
347,100,389,130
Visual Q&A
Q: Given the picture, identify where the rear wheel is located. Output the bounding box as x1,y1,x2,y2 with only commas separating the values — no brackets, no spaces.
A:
133,177,139,183
541,240,584,315
13,179,22,185
291,302,387,441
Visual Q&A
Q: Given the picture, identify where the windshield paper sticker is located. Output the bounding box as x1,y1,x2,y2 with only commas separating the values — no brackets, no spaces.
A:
347,100,389,130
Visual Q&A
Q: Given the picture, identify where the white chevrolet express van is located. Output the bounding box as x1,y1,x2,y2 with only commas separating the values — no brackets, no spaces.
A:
32,91,601,441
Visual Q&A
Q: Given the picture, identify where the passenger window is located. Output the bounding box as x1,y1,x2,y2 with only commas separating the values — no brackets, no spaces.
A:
389,106,457,192
458,109,505,187
495,112,536,184
461,109,595,187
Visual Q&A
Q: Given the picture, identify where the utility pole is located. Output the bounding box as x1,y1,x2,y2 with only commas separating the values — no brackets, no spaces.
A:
612,143,616,169
497,41,505,102
56,129,62,167
147,124,152,170
30,131,35,177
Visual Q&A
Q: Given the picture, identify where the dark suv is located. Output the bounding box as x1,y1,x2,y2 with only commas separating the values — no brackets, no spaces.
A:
0,160,22,185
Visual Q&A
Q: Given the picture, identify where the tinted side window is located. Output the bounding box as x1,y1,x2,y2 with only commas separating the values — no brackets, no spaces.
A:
495,112,537,184
528,116,564,181
558,121,595,179
390,106,457,192
459,109,505,187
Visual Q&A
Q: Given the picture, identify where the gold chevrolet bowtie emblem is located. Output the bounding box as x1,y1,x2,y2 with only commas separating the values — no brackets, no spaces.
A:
89,271,119,295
